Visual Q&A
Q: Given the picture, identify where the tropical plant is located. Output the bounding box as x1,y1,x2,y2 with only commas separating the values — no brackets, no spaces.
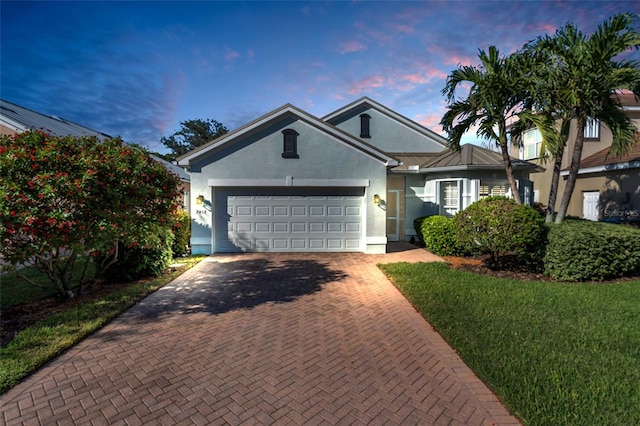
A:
526,13,640,223
0,131,183,300
441,46,533,204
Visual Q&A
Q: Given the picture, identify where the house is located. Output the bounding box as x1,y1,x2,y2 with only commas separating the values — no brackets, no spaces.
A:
514,92,640,222
1,99,112,140
178,97,542,254
0,99,191,210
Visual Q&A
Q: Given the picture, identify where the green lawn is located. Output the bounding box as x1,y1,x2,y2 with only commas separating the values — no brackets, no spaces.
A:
0,256,205,394
379,262,640,426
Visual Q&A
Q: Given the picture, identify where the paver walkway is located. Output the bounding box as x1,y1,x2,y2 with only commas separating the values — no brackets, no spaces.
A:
1,243,520,425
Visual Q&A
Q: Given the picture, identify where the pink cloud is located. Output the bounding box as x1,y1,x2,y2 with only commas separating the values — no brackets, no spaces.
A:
415,111,444,130
442,54,475,67
338,40,367,54
348,75,389,95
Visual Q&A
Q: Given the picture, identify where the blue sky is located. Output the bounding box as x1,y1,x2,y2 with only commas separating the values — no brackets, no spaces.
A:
2,1,638,153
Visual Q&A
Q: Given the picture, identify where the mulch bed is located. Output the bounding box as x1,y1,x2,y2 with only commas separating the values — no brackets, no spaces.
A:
442,254,553,281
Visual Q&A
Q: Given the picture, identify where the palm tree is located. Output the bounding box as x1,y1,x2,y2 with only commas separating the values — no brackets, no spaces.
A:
513,106,571,222
528,13,640,223
441,46,531,204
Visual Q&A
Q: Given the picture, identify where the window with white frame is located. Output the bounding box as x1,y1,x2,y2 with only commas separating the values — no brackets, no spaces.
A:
584,118,600,140
521,128,542,160
438,180,460,217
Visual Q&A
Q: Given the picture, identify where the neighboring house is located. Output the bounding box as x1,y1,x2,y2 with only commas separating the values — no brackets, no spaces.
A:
0,99,191,211
514,92,640,222
178,97,542,254
1,99,112,140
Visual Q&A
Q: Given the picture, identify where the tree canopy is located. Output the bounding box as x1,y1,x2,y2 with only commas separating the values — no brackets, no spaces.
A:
160,118,228,161
440,12,640,221
525,13,640,223
0,131,183,299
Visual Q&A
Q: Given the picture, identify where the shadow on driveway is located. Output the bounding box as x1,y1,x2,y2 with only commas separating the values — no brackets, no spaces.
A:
131,257,348,320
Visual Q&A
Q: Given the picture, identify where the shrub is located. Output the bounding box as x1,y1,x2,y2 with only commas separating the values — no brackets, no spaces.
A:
413,216,429,245
102,227,174,282
454,196,546,268
0,131,182,299
421,215,465,256
171,209,191,257
544,220,640,281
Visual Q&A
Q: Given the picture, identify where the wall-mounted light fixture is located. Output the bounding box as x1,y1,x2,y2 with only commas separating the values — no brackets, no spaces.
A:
196,195,205,205
373,194,381,205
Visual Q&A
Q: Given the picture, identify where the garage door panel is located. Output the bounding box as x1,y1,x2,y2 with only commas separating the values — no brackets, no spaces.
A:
215,188,363,252
291,206,306,215
273,206,288,215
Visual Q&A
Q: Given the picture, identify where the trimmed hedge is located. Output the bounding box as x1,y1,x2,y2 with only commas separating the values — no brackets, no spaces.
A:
454,196,546,268
544,220,640,282
421,215,465,256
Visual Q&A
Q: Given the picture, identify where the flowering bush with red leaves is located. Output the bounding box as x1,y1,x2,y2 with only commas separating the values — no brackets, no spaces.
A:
0,130,182,299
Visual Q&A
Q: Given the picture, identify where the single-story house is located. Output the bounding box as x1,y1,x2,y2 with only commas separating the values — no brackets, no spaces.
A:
178,97,542,254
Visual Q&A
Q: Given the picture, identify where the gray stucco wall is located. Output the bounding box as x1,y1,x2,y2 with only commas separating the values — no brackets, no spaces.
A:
327,105,445,153
188,115,388,254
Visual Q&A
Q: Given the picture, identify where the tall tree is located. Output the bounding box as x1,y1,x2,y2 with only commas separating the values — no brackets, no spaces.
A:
441,46,532,204
161,118,228,161
528,13,640,223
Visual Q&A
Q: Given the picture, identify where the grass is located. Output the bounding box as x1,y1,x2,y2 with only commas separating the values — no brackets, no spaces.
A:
1,265,78,306
379,262,640,426
0,256,205,394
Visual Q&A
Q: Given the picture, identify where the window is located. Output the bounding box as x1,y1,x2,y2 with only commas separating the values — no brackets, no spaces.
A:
479,181,507,199
584,118,600,140
521,128,542,160
282,129,299,158
439,180,460,217
359,113,371,138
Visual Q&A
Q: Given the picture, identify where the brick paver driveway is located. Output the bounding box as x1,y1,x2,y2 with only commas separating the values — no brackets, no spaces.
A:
1,244,520,425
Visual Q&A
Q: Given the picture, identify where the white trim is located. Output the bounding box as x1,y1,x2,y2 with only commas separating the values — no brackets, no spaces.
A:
207,178,370,187
0,116,27,132
366,236,387,245
560,160,640,176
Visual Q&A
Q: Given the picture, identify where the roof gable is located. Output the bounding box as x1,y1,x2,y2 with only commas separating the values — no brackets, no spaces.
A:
323,97,447,153
178,103,399,167
0,99,111,140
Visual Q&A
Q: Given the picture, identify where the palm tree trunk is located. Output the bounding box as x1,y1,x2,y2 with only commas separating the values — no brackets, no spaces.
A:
555,117,586,223
545,152,564,222
499,141,522,204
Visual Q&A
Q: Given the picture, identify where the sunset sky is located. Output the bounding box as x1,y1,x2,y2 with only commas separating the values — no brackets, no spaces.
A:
2,1,638,153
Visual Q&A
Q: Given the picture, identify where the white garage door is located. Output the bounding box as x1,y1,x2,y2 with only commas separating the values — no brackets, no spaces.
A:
214,188,364,252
